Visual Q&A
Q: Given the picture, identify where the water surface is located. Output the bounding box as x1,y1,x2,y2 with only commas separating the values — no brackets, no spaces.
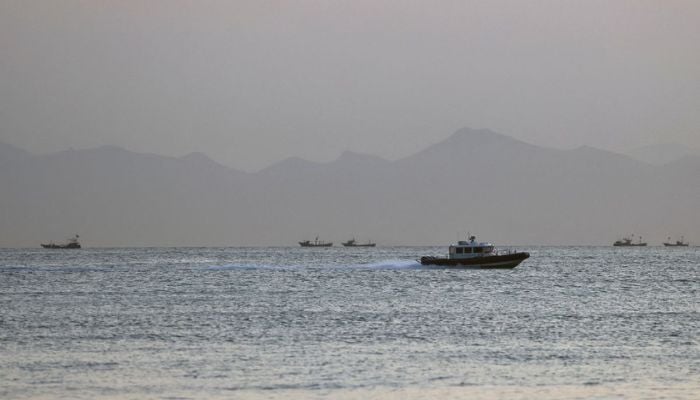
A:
1,246,698,399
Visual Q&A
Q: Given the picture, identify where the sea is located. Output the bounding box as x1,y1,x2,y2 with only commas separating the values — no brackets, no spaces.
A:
0,246,698,400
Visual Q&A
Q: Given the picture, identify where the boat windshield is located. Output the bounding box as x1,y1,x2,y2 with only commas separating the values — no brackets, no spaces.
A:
450,245,494,256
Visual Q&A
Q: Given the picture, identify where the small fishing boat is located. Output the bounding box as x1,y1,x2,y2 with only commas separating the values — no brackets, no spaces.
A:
341,238,376,247
419,236,529,269
299,237,333,247
613,235,647,247
41,234,81,249
663,236,689,247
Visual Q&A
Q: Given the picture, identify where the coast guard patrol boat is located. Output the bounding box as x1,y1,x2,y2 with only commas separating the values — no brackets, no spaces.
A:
420,235,529,269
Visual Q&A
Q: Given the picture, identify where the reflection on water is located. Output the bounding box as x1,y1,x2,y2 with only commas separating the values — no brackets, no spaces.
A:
0,246,698,399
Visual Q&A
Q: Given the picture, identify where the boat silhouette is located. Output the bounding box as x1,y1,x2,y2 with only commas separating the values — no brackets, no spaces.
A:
41,234,81,249
341,238,376,247
299,237,333,247
663,236,689,247
613,235,647,247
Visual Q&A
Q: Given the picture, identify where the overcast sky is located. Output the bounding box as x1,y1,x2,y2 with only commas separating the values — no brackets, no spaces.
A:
1,1,699,171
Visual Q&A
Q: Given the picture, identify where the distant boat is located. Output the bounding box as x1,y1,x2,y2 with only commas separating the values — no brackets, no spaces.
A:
299,237,333,247
419,235,529,269
613,235,647,247
341,238,376,247
41,234,81,249
663,236,689,247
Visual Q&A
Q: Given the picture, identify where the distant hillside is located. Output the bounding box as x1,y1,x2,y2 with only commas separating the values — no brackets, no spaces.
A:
0,141,30,165
625,143,700,165
1,129,698,247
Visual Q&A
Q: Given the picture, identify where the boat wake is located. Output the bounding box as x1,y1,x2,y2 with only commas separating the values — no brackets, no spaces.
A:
208,260,425,270
207,263,284,270
352,259,423,270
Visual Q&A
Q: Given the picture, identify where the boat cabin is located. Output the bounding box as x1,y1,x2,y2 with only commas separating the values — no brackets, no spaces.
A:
448,236,494,259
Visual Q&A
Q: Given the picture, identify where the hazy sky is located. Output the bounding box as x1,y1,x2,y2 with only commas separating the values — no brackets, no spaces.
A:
1,1,699,171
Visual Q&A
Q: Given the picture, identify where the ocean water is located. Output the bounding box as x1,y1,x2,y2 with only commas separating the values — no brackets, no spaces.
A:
0,246,698,399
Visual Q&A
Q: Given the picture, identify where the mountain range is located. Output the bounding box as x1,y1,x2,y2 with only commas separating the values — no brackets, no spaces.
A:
623,142,700,166
1,128,698,247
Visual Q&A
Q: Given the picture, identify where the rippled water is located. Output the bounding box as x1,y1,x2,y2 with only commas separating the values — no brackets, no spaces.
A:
1,246,698,399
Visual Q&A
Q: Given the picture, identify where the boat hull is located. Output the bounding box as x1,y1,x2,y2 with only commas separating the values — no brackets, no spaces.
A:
663,243,689,247
420,252,529,269
613,243,647,246
41,243,81,249
342,243,376,247
299,242,333,247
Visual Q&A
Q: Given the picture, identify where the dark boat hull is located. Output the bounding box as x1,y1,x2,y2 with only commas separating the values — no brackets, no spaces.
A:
613,243,647,246
420,252,529,269
663,243,689,247
299,242,333,247
342,243,376,247
41,243,81,249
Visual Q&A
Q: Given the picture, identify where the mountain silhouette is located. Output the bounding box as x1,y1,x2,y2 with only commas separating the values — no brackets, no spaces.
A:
1,129,698,247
